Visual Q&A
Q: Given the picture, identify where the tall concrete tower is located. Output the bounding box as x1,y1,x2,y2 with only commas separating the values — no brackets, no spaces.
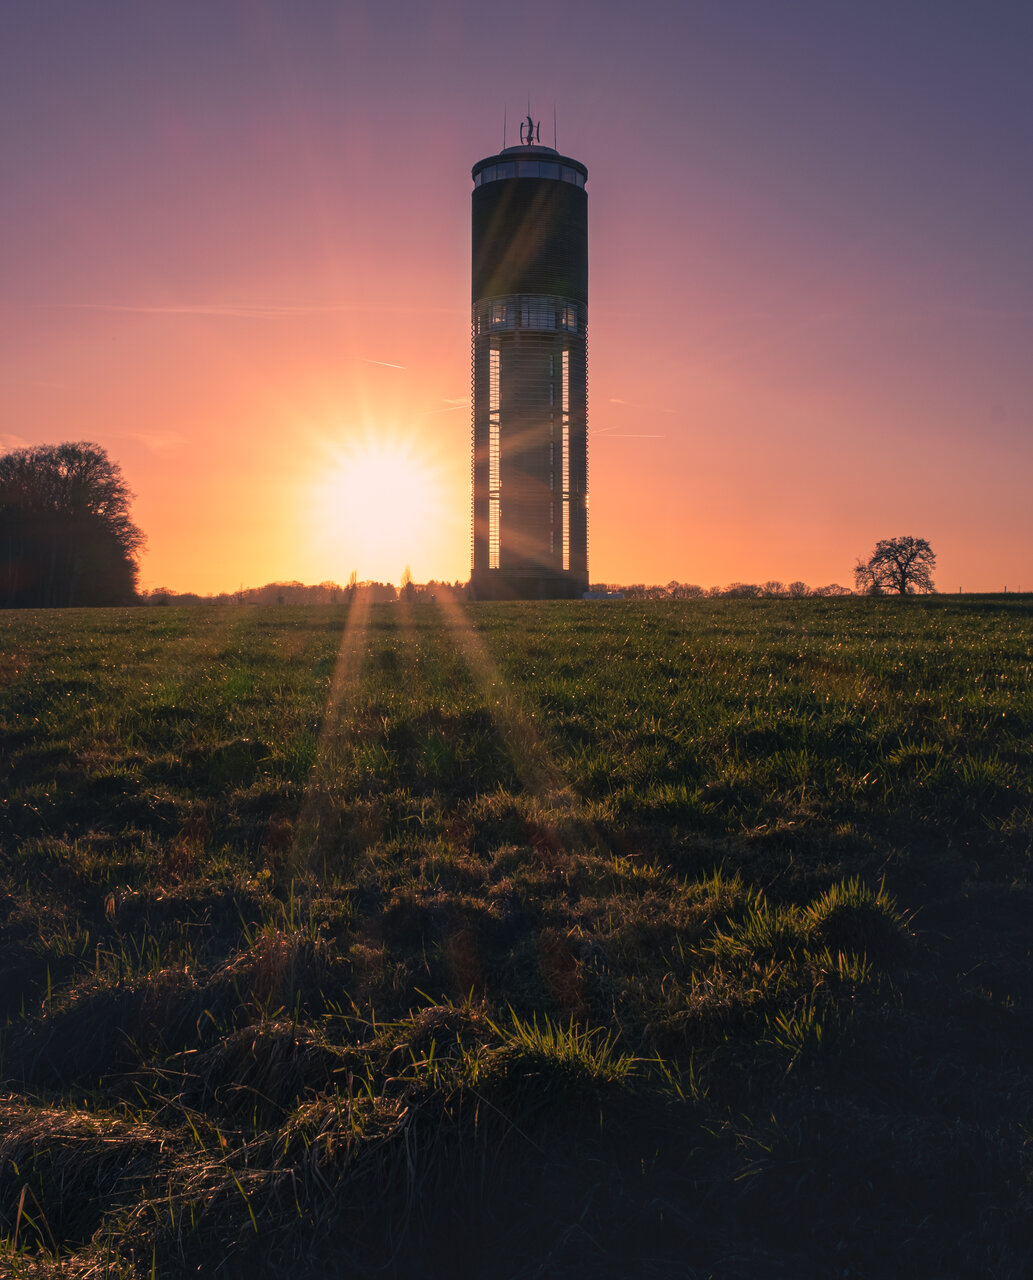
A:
470,120,588,599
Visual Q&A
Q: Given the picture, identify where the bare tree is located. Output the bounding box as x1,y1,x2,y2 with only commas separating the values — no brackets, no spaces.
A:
854,536,936,596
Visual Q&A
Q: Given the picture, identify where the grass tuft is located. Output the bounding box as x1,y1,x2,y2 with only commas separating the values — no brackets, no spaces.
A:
707,897,807,965
498,1010,635,1087
805,876,909,960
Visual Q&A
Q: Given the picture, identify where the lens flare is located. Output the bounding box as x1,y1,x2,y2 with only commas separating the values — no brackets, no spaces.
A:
309,432,444,585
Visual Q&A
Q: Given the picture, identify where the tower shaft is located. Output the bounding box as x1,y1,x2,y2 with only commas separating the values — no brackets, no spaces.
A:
470,143,589,599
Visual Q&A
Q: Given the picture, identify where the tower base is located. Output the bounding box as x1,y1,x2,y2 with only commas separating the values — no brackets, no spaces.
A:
470,569,588,601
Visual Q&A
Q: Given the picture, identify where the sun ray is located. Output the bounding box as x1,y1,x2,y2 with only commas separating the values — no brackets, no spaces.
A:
288,585,373,875
431,592,569,804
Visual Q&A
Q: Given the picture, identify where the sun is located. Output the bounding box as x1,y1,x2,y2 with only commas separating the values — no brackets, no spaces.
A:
308,433,444,585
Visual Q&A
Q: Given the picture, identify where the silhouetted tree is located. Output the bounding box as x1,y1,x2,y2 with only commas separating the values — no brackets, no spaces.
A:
668,581,705,599
854,536,935,596
0,442,144,606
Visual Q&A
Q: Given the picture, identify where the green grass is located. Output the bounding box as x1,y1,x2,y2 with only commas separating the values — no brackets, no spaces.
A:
1,596,1032,1277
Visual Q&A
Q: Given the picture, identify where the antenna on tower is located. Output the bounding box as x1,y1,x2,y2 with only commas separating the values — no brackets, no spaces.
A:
524,95,541,144
553,102,557,149
503,104,507,149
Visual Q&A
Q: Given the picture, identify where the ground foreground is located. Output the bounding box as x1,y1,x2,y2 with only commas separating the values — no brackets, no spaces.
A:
1,596,1031,1278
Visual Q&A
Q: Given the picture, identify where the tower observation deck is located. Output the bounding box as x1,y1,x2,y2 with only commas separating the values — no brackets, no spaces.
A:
470,125,588,599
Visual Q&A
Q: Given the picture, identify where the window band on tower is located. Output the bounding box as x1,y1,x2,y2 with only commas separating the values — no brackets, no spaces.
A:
488,346,501,569
561,348,570,572
473,161,585,189
475,296,586,336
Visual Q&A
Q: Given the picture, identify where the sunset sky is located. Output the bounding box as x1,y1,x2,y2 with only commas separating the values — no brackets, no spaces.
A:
3,2,1031,593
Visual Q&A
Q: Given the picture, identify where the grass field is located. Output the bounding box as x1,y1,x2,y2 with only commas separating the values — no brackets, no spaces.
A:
1,596,1031,1278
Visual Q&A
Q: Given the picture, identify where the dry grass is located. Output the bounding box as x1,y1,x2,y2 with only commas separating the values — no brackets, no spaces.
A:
1,597,1032,1277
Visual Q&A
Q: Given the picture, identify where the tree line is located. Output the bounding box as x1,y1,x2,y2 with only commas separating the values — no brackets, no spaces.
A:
1,441,938,607
594,540,936,598
141,578,467,607
596,580,854,600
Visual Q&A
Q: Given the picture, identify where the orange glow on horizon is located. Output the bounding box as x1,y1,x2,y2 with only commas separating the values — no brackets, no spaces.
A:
4,6,1031,595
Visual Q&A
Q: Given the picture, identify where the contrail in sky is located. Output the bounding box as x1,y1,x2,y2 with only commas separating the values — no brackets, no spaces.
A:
44,302,462,318
48,302,348,318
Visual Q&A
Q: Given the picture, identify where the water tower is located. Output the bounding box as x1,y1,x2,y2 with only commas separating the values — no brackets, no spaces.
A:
469,116,588,599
